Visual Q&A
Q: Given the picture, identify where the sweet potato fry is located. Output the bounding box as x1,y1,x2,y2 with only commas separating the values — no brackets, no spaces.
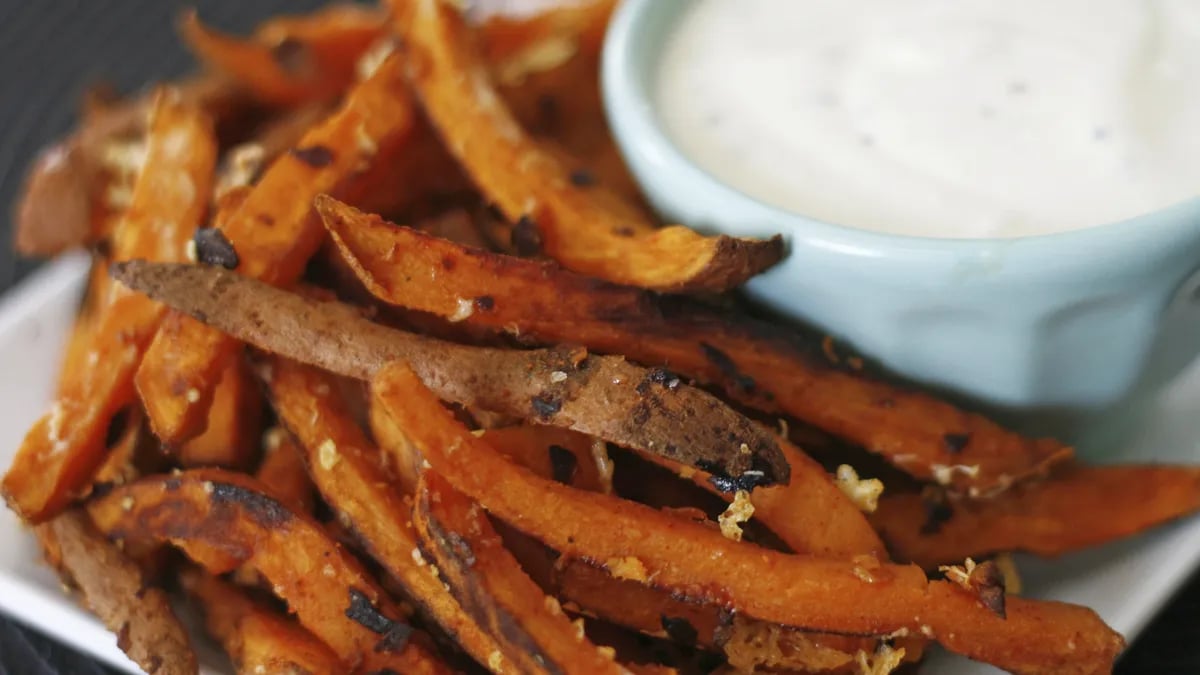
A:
87,469,448,673
415,470,626,675
396,0,783,293
482,426,607,492
134,51,418,446
3,92,217,523
635,439,886,558
180,567,342,675
253,428,315,515
178,360,261,470
112,261,789,488
260,355,514,673
371,361,1124,675
872,465,1200,568
35,511,196,675
555,560,883,674
320,198,1070,496
180,6,386,107
14,75,244,257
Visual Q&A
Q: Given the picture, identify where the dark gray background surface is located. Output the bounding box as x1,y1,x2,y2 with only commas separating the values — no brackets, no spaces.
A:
0,1,1195,673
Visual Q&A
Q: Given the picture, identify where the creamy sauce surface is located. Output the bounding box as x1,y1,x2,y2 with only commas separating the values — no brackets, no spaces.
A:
655,0,1200,238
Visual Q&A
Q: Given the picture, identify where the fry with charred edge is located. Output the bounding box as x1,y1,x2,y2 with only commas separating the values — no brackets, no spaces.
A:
2,93,216,523
253,428,315,515
636,439,886,558
511,433,897,670
872,465,1200,568
87,469,448,673
13,74,242,257
555,558,896,674
395,0,783,293
415,470,627,675
482,426,606,491
36,511,196,675
178,361,261,470
260,356,514,674
179,6,386,107
371,361,1124,675
134,52,417,446
111,261,789,488
319,197,1069,495
179,567,342,675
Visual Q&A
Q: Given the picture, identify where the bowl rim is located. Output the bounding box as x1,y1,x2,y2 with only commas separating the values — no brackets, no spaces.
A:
601,0,1200,277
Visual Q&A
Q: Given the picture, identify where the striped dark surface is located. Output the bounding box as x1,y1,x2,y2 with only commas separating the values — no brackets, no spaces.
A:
0,1,1195,673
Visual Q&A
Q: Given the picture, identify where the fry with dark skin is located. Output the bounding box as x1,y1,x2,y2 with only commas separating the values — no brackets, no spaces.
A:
13,75,243,257
394,0,783,293
3,92,217,522
180,567,342,675
180,6,386,107
872,465,1200,568
87,469,449,673
134,52,418,447
260,355,516,674
319,197,1070,496
371,361,1125,675
415,470,627,675
111,261,789,488
36,511,196,675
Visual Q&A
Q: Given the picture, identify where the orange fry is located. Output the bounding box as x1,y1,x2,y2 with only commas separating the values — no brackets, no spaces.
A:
371,361,1124,675
3,92,216,522
178,360,261,470
396,0,783,293
180,567,343,675
180,6,386,107
253,428,315,515
482,426,607,492
88,469,448,673
321,197,1070,496
260,356,514,674
135,52,417,446
872,465,1200,568
415,470,626,675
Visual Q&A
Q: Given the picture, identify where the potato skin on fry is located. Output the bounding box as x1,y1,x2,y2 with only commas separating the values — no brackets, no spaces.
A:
319,196,1070,496
416,470,627,675
371,361,1124,675
396,0,783,293
873,465,1200,568
135,50,418,447
87,469,449,674
112,260,789,488
37,511,197,675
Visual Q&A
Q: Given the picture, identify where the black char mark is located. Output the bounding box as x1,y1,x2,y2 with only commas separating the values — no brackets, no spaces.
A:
699,342,756,393
943,433,970,454
636,367,681,395
568,169,595,187
209,482,291,528
290,145,335,168
345,588,414,653
193,228,240,270
512,214,542,256
531,393,562,419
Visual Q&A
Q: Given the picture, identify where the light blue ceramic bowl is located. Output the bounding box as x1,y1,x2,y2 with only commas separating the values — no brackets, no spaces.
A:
603,0,1200,444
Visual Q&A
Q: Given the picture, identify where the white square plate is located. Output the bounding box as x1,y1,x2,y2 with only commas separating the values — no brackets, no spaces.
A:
1,254,1198,674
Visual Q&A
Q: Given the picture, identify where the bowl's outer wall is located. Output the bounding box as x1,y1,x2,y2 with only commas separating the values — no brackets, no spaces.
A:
603,0,1200,435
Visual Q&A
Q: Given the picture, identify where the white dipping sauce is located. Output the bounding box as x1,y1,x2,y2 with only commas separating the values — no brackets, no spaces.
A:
655,0,1200,238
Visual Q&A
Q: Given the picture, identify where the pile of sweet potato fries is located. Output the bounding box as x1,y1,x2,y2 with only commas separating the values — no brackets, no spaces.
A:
5,2,1199,673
